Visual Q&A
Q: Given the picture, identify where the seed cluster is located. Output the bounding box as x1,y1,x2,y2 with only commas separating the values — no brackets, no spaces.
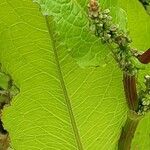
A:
138,75,150,115
88,0,142,75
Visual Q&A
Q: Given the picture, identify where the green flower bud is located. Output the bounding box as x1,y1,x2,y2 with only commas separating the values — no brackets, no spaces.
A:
104,33,111,40
103,9,110,14
103,14,108,19
110,25,118,32
107,16,112,21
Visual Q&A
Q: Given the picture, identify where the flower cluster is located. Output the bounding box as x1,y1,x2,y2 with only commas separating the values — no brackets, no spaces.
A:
138,75,150,115
88,0,142,75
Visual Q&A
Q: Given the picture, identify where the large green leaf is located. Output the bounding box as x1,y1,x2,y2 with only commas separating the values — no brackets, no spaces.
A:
0,0,149,149
0,0,126,149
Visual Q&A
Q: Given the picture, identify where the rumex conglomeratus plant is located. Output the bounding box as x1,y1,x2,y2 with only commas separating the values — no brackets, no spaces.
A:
88,0,150,149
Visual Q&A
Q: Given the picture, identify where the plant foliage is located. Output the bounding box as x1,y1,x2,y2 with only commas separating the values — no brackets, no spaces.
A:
0,0,150,149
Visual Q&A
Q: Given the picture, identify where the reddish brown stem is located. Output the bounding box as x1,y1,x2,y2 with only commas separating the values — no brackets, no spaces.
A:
123,73,138,111
119,73,143,149
137,49,150,64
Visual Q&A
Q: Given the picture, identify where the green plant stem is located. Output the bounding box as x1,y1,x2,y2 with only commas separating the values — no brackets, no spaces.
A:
118,112,142,150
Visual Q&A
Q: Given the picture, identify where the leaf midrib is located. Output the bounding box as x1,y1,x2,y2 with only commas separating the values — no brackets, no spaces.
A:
45,16,83,150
